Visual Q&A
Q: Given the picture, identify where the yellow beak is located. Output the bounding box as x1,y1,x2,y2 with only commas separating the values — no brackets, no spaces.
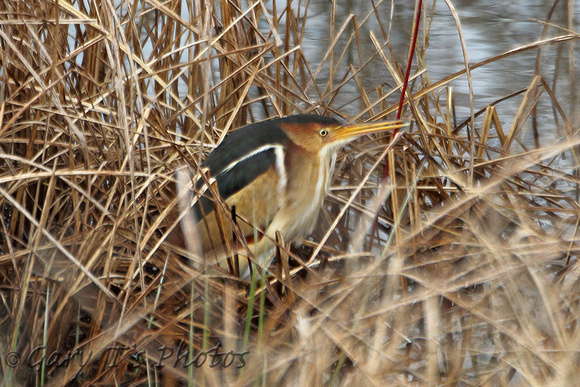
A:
332,119,409,142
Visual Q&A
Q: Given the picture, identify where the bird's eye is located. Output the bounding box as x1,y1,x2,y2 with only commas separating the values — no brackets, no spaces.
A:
319,129,329,137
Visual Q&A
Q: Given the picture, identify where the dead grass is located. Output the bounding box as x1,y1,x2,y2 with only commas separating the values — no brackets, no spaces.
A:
1,0,579,385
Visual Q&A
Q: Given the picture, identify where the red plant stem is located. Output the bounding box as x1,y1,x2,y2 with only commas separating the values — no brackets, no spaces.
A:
370,0,422,246
396,2,422,120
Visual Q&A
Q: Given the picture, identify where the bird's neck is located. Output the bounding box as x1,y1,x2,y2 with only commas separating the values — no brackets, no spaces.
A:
286,145,336,196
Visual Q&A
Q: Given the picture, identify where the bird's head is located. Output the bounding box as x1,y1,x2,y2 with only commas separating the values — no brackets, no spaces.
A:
276,115,409,155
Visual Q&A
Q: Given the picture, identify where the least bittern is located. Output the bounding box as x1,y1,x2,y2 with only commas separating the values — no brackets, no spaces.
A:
167,114,407,276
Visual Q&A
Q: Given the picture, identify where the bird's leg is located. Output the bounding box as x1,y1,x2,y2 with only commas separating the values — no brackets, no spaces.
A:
275,231,291,292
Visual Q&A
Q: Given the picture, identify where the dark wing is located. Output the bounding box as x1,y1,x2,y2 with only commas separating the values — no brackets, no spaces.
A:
194,120,288,219
194,149,280,219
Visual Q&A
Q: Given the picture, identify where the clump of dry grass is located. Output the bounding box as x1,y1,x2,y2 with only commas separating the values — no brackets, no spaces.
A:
1,0,579,385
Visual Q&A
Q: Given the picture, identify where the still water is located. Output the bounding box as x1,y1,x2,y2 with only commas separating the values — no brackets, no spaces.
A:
277,0,578,144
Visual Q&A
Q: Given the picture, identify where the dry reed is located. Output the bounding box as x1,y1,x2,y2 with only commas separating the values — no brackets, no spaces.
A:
0,0,579,385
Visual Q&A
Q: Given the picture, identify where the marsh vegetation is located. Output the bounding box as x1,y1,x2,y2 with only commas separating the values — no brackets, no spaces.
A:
0,0,579,385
